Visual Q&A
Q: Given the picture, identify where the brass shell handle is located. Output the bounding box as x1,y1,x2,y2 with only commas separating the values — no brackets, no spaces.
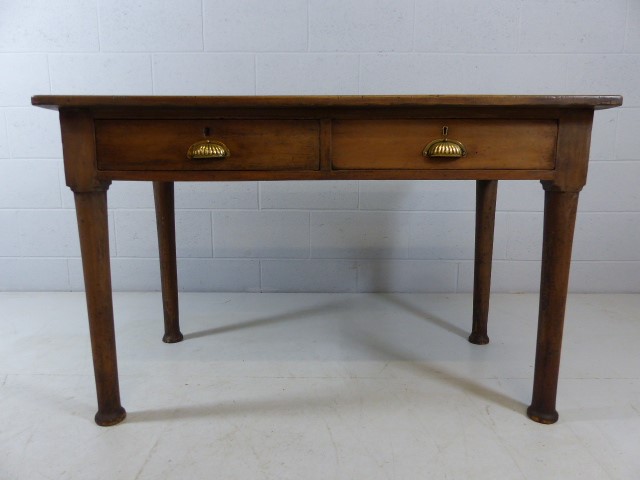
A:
187,139,230,159
423,126,466,159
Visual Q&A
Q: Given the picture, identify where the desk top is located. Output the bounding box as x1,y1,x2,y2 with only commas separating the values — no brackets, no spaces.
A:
32,94,622,110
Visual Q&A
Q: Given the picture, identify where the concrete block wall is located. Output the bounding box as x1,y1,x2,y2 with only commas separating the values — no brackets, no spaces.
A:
1,0,638,293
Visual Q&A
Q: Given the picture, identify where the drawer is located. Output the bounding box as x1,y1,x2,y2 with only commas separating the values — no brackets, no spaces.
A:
95,119,320,171
331,119,557,170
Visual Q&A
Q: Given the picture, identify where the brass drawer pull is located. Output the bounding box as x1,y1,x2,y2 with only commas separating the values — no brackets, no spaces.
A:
187,139,230,159
423,126,466,159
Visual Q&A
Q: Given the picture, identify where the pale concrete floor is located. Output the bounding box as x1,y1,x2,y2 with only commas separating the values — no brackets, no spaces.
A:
0,292,638,480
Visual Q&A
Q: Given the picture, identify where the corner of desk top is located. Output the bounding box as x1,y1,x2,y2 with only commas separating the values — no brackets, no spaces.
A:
31,95,62,110
592,95,623,109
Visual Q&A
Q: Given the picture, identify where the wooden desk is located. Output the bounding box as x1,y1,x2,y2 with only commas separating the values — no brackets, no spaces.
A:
32,95,622,426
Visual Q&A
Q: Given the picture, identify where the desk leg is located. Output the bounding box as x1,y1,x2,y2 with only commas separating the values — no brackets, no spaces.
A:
74,191,127,426
469,179,497,345
153,181,183,343
527,189,579,424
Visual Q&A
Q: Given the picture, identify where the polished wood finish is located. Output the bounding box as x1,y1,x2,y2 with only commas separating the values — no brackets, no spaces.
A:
527,189,579,424
96,166,558,183
153,182,183,344
32,94,622,109
74,191,126,426
525,108,596,423
59,109,110,193
331,119,557,170
96,119,320,171
469,180,498,345
60,106,125,426
34,95,622,426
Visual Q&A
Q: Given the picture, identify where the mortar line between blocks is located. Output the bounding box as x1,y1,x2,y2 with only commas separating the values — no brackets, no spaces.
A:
201,0,206,51
65,258,72,291
257,182,262,209
306,0,310,52
411,0,416,52
112,210,119,257
516,0,523,52
455,262,461,293
150,54,156,94
308,211,311,259
148,54,154,94
55,161,64,208
2,110,8,151
5,110,14,158
357,55,362,93
95,1,102,52
623,0,631,52
612,110,621,160
253,54,257,94
563,53,571,90
505,212,512,260
210,210,215,257
44,54,52,94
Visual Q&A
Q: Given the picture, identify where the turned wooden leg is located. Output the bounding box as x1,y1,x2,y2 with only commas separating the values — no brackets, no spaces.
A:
469,180,498,345
153,181,183,343
74,190,126,426
527,189,579,424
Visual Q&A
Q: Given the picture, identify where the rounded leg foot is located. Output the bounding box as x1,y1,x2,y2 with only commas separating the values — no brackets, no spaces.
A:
95,406,127,427
526,405,558,424
468,332,490,345
162,331,184,343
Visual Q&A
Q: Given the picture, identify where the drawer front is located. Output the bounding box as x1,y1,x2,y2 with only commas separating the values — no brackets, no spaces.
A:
331,119,557,170
95,119,320,171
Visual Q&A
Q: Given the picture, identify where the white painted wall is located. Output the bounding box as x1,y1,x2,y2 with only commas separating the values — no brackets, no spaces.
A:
1,0,638,293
